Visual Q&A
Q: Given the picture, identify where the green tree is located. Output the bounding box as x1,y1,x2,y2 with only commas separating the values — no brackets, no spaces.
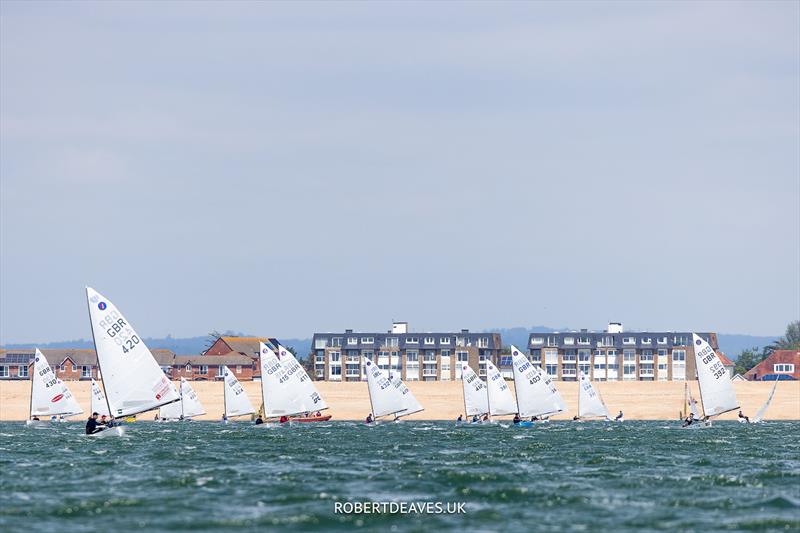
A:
763,320,800,356
734,347,766,376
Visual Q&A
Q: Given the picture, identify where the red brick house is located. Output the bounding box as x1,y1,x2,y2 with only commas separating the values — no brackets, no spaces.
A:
204,336,281,379
745,350,800,381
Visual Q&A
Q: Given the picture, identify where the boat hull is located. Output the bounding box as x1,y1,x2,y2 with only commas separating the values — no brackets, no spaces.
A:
290,415,332,423
87,426,126,438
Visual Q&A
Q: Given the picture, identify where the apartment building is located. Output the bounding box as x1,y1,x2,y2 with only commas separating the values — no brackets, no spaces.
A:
311,322,503,381
527,323,722,381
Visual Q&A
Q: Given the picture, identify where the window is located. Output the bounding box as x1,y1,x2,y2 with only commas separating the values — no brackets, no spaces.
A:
577,336,590,345
81,365,92,378
406,337,419,344
641,337,652,344
199,365,208,375
623,349,635,361
607,349,617,357
545,364,558,376
642,349,653,356
236,365,242,374
331,337,342,347
59,364,65,372
390,351,399,358
329,352,341,362
623,337,635,345
478,337,489,348
455,336,466,347
639,352,654,362
406,351,418,362
456,351,468,362
671,350,685,362
315,354,325,363
360,337,374,344
673,335,689,346
18,365,29,378
594,364,605,370
499,356,513,366
424,337,435,345
361,350,374,359
657,336,667,345
601,336,614,347
544,349,558,364
563,337,575,345
0,366,7,377
315,369,324,378
441,349,451,357
386,337,399,347
424,350,436,362
531,337,544,345
440,337,451,345
331,366,342,376
774,364,795,373
563,350,576,362
347,337,358,345
660,348,670,358
185,364,192,372
623,364,636,375
314,337,329,349
578,349,591,362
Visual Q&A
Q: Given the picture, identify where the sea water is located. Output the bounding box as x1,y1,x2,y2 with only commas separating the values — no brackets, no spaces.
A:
0,421,797,532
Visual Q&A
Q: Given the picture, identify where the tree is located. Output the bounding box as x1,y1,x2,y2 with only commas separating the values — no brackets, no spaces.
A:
763,320,800,356
734,347,766,376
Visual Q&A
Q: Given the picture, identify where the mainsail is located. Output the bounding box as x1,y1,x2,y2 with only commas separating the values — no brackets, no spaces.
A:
485,359,517,417
388,371,423,418
158,382,183,420
578,370,609,419
687,385,701,420
753,380,779,423
693,333,738,418
178,378,205,418
259,342,324,417
364,357,407,418
30,349,83,417
510,345,566,418
461,364,489,416
86,287,179,417
91,378,111,418
276,343,328,412
222,365,255,417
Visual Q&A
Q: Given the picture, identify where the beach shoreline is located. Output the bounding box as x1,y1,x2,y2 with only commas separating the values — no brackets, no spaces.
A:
2,379,798,422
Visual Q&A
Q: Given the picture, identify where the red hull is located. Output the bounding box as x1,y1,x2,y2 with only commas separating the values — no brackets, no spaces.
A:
289,415,332,423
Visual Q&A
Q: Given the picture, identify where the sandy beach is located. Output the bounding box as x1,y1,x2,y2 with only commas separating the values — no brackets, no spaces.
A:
1,379,798,421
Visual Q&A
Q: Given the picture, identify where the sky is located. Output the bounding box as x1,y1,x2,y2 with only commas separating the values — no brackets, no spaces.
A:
1,1,798,343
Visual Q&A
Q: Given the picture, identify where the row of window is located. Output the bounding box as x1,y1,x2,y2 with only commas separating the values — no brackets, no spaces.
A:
531,335,694,346
0,365,93,378
317,336,491,349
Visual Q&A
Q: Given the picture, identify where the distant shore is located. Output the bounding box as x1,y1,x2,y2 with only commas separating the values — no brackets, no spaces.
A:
1,380,798,421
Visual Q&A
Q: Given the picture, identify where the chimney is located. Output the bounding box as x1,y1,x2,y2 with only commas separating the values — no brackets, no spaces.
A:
607,322,623,334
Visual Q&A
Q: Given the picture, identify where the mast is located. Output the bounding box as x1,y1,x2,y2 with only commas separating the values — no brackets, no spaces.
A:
366,369,376,419
222,366,227,417
86,289,114,418
28,356,34,419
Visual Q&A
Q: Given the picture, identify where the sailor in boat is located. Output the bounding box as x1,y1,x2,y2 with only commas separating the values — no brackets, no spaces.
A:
50,415,57,422
738,410,750,424
457,414,463,422
255,416,264,425
513,413,521,425
614,411,624,421
314,411,322,417
572,415,580,421
31,416,40,422
99,415,108,426
222,413,228,423
85,412,106,435
365,413,374,424
471,415,478,423
681,415,694,427
279,415,289,424
481,414,489,422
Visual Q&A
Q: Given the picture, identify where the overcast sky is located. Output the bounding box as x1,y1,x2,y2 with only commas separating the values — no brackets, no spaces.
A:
1,1,798,343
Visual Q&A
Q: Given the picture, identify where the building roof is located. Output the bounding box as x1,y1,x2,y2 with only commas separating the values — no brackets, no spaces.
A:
174,352,255,366
717,352,734,367
217,336,270,358
745,350,800,381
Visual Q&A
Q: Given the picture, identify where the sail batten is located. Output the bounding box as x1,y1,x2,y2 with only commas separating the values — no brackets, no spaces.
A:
86,287,179,417
30,349,83,417
510,345,566,418
693,333,739,418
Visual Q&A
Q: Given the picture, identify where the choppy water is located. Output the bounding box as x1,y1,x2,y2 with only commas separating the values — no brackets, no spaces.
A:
0,421,798,532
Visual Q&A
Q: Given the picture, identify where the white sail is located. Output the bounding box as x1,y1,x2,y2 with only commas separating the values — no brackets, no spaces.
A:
389,370,423,418
510,345,566,418
693,333,738,417
364,357,407,418
222,365,255,417
578,370,609,419
485,359,517,416
276,343,328,412
753,380,779,423
91,378,111,418
86,287,179,417
179,378,205,418
461,364,489,416
158,382,183,420
259,342,324,417
30,349,83,417
687,385,701,420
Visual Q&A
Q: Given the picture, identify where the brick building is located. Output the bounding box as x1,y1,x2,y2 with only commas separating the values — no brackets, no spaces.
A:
311,322,503,382
526,323,722,381
745,350,800,381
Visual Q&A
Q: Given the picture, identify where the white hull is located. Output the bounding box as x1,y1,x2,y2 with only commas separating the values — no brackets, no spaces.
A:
87,426,127,438
25,420,54,429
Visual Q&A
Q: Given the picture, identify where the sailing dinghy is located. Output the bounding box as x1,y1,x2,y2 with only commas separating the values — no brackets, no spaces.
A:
158,378,206,421
26,349,83,427
221,365,255,422
485,359,517,423
577,370,611,421
364,357,423,424
275,343,331,422
752,380,778,424
460,363,489,424
85,287,180,436
257,342,328,425
691,333,739,426
510,345,566,425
